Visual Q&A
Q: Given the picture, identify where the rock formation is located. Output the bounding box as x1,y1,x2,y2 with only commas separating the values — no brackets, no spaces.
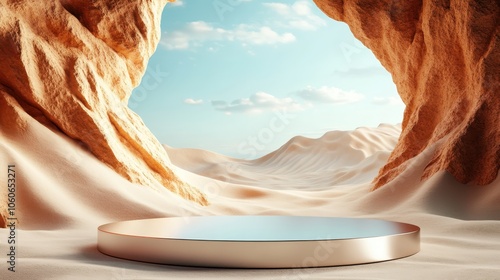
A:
314,0,499,188
0,0,207,205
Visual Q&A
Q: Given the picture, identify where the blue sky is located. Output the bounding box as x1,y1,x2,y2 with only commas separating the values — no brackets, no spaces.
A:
130,0,404,159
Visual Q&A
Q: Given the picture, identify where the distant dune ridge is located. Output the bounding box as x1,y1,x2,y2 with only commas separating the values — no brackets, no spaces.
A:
314,0,500,188
0,0,207,208
165,124,402,189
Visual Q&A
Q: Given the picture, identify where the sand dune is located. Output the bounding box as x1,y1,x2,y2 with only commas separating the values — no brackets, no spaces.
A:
165,124,401,189
1,111,499,279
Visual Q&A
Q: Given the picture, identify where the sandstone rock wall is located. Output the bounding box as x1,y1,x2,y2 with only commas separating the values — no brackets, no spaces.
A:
0,0,207,205
314,0,499,188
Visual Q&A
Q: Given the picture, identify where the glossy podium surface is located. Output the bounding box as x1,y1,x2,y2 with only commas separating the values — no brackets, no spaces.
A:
97,216,420,268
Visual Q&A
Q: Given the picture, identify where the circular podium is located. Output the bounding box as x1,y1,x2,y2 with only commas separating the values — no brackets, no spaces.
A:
97,216,419,268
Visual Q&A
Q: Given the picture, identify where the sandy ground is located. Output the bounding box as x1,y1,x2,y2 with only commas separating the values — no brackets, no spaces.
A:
1,110,499,279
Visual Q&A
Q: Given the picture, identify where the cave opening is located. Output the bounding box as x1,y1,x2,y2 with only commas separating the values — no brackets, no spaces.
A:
131,0,405,160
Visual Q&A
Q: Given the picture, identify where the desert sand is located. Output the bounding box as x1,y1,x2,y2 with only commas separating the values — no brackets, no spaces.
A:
1,115,499,279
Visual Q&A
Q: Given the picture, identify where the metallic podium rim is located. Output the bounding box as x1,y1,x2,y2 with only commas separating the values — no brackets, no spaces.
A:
97,216,420,268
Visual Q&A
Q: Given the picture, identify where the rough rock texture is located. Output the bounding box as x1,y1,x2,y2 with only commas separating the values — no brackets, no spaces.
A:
0,0,207,205
314,0,500,188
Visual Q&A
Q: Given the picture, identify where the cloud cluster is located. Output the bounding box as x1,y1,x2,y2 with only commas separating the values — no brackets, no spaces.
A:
161,21,295,50
161,1,326,51
297,86,364,104
264,1,326,30
184,98,203,105
184,86,366,114
210,92,306,114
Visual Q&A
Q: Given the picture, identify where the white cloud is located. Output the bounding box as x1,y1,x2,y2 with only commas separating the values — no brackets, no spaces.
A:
211,92,306,114
264,3,289,15
207,86,364,114
372,96,405,106
184,98,203,105
297,86,364,104
264,1,326,30
161,21,295,50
